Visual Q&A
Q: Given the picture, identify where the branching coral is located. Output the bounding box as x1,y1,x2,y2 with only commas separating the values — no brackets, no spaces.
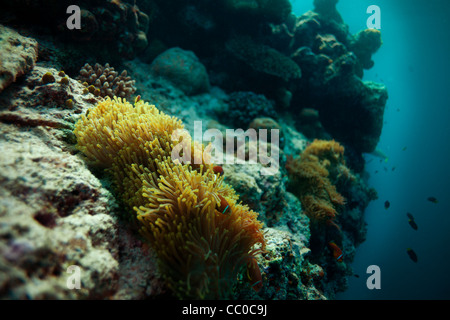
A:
286,139,346,225
74,97,265,299
78,63,136,100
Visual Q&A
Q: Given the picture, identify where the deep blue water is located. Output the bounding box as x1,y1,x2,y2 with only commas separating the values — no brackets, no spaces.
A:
292,0,450,299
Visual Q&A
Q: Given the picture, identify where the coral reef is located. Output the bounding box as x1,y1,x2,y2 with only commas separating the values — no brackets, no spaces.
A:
149,47,210,96
0,25,39,93
291,37,387,153
77,63,136,99
284,138,376,296
74,97,265,299
0,0,387,300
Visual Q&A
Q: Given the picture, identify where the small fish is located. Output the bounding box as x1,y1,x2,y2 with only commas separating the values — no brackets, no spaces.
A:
391,166,396,171
135,95,141,103
402,147,407,151
213,165,224,176
384,200,390,209
406,213,418,230
353,274,360,278
408,219,418,231
406,248,418,263
216,194,231,214
246,257,263,292
427,197,438,204
370,149,388,162
328,241,343,262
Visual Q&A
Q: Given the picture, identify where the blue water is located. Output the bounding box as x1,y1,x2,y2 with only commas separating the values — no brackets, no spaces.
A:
292,0,450,299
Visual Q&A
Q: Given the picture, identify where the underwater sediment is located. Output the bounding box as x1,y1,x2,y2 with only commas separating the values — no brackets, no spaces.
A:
0,0,384,299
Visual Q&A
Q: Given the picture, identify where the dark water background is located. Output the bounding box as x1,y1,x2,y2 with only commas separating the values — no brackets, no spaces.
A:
292,0,450,299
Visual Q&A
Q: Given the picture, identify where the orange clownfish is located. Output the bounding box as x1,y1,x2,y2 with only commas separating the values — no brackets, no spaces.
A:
213,165,224,176
328,241,343,262
246,257,263,292
216,194,231,215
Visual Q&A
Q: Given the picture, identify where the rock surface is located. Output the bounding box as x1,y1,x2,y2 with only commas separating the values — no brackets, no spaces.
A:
149,47,210,96
0,64,164,299
0,24,39,93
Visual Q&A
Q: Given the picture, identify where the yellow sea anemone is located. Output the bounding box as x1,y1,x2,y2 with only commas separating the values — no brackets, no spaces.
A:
74,97,265,299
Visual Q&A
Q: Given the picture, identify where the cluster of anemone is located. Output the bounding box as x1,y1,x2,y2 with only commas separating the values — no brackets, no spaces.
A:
286,139,346,226
74,97,265,299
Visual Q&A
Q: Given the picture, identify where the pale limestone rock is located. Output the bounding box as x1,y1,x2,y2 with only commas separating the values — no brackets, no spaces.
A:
0,24,39,93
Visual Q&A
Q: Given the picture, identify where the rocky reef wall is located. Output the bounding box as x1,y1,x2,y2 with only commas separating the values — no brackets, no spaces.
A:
0,0,385,300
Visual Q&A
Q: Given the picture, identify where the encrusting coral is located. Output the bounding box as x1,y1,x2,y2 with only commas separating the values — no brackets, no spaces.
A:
74,97,265,299
286,139,346,226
